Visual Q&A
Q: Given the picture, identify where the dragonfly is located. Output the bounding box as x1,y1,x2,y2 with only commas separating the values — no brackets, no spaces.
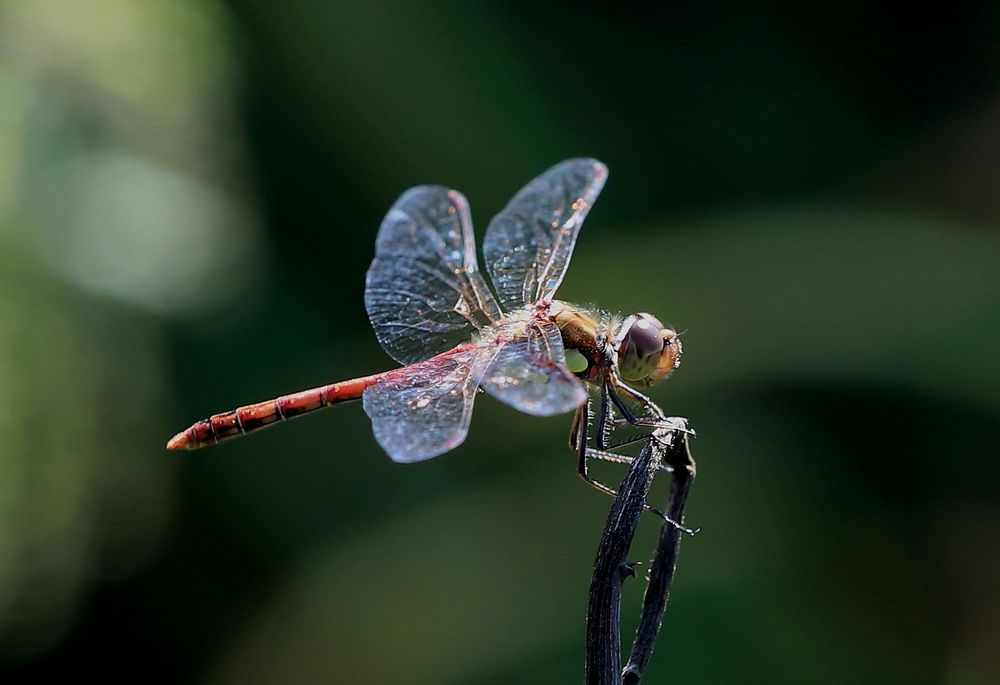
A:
167,158,689,503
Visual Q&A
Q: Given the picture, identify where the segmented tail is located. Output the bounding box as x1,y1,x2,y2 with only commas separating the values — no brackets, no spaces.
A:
166,373,384,450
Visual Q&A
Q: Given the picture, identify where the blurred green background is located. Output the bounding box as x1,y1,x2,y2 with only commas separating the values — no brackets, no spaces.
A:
2,1,999,683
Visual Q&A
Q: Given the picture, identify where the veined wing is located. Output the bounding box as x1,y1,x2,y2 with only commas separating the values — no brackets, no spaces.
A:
482,158,607,310
366,186,502,365
362,345,486,463
364,320,585,462
479,317,587,416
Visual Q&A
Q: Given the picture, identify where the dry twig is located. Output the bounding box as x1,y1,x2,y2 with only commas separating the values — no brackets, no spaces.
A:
585,428,697,685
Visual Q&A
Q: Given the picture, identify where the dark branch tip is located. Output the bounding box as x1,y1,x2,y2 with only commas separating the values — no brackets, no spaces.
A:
617,561,638,580
622,665,641,684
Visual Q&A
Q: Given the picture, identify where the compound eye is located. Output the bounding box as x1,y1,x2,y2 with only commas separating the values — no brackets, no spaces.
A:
618,313,664,382
649,328,682,384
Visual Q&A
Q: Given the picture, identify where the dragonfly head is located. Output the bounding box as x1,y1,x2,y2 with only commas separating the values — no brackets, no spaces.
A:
616,313,682,386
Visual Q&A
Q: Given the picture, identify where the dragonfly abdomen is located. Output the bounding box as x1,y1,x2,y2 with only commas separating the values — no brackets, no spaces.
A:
166,373,384,450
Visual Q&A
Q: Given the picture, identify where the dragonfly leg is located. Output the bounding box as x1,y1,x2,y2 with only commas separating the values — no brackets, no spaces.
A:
576,398,625,496
607,378,694,436
597,432,676,469
610,414,694,435
575,399,689,528
577,388,676,478
598,381,676,470
595,384,612,450
583,445,696,533
569,402,586,452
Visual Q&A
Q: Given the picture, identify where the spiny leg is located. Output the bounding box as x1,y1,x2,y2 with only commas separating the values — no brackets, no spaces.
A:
587,386,677,474
595,383,612,450
575,396,693,532
582,446,696,534
598,381,675,472
571,404,665,468
573,389,670,472
595,382,697,534
608,378,693,435
576,399,623,495
569,402,584,452
599,431,677,464
570,399,611,455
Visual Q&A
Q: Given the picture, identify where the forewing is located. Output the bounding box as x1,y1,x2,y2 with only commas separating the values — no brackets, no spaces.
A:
365,186,502,365
480,318,588,416
482,158,607,310
362,346,486,463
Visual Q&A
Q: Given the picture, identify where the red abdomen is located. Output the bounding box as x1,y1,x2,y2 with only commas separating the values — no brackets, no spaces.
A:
166,373,383,450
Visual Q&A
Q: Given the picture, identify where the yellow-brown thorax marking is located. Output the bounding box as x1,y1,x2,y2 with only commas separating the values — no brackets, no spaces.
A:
548,300,612,383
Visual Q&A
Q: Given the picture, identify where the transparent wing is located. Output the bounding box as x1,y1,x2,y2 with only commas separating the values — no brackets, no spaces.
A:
362,346,487,463
479,318,588,416
365,186,502,365
482,158,607,310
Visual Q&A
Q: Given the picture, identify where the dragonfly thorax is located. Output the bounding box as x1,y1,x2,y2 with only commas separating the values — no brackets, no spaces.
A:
548,301,615,382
